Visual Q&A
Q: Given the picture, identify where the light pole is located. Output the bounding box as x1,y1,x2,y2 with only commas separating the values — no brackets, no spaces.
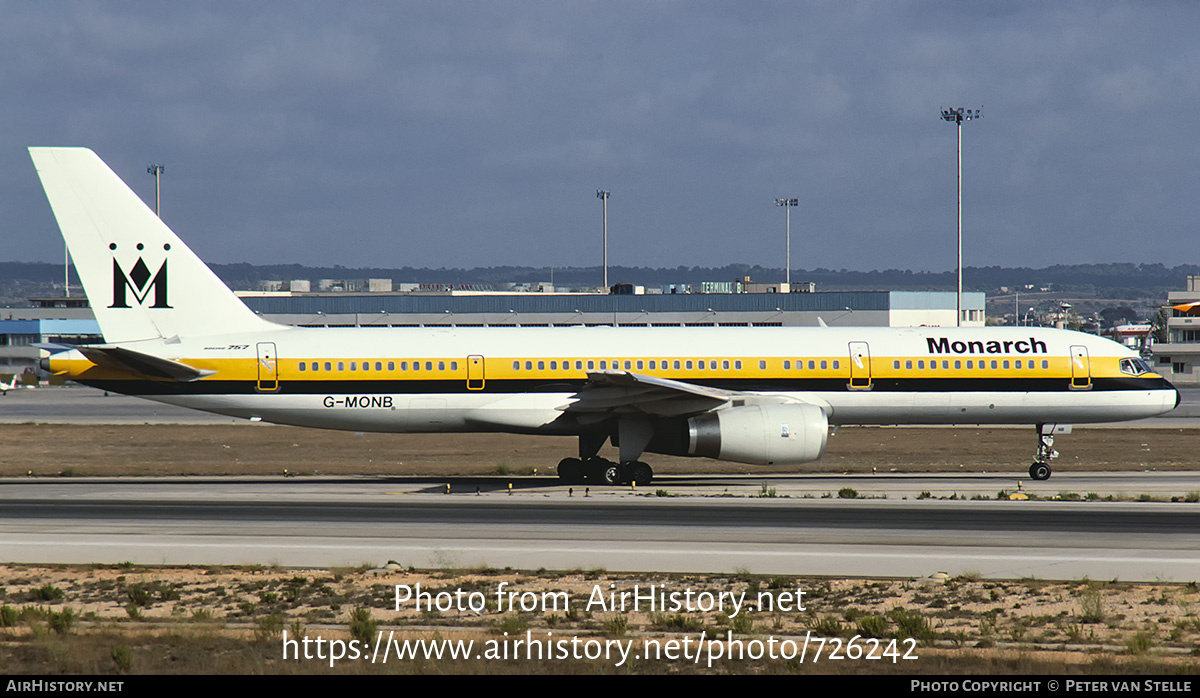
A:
147,164,165,218
596,190,610,290
939,106,982,326
775,198,798,288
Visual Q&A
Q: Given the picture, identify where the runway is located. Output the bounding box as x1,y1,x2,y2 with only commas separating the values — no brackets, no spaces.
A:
2,384,1200,426
0,475,1197,581
1,386,1196,581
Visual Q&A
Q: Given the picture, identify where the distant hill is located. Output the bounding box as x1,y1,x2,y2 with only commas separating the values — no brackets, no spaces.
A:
2,260,1194,307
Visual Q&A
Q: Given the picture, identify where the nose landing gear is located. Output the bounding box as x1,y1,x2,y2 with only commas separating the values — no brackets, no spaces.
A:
1029,423,1065,481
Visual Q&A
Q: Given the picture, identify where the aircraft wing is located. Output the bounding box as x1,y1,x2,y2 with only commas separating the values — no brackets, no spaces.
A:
75,345,215,382
561,370,735,417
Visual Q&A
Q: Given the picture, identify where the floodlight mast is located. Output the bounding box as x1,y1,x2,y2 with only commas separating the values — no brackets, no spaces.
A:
596,190,611,289
147,163,165,218
939,106,982,327
775,197,799,288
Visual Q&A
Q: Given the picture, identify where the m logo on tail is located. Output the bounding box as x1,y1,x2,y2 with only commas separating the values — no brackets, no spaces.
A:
110,243,171,309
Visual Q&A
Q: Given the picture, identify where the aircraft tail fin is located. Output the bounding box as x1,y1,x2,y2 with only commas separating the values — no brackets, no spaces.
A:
29,147,276,343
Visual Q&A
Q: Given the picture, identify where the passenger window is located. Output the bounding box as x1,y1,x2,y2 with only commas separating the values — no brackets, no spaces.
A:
311,362,318,371
525,361,533,370
1003,360,1009,369
808,361,815,370
299,363,306,372
350,362,357,371
697,361,705,371
710,360,717,369
674,360,681,369
513,361,520,370
376,362,383,371
624,360,632,370
636,360,644,370
722,360,729,370
759,360,766,369
577,361,584,370
387,362,394,371
917,360,924,369
439,361,446,371
649,360,656,370
833,361,839,369
905,360,912,369
735,360,742,369
954,360,961,369
550,361,557,370
337,362,344,371
325,362,332,371
413,362,420,371
966,360,973,369
1042,360,1048,369
587,360,595,370
600,361,607,369
894,361,900,369
686,361,693,369
990,360,997,369
425,362,432,371
820,360,827,370
942,361,949,369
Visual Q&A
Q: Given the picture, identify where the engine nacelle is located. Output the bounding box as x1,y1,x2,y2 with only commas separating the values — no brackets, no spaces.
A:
686,403,828,465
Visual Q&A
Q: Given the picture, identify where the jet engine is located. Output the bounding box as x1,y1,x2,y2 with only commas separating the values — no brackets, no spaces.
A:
685,403,828,465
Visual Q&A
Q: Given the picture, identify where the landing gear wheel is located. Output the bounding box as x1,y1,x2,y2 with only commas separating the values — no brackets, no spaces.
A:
557,458,583,484
1029,462,1051,481
582,457,611,483
631,462,653,486
602,463,623,485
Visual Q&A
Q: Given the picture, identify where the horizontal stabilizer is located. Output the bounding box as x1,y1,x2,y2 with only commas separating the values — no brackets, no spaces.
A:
76,346,215,382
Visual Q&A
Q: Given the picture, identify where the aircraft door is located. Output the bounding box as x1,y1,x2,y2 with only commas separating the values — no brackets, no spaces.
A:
467,355,485,390
1070,345,1091,390
848,341,871,390
256,342,279,392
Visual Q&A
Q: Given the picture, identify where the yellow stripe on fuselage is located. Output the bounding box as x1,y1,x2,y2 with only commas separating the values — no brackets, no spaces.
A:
50,352,1153,383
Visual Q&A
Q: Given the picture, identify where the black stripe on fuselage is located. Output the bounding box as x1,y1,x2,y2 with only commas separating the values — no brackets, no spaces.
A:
78,375,1172,396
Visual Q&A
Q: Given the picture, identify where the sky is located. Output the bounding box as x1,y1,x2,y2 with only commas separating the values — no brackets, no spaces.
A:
2,1,1198,275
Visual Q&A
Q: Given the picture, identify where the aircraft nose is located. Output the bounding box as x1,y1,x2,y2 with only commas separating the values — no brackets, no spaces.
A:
1162,378,1181,410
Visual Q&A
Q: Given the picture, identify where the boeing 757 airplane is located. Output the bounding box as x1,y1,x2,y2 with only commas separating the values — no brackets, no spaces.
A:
30,147,1179,484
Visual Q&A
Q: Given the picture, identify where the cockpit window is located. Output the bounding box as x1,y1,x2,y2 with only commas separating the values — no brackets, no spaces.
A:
1119,358,1153,376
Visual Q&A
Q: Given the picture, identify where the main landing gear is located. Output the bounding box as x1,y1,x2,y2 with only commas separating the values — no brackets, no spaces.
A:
557,422,656,486
556,457,653,486
1029,423,1060,481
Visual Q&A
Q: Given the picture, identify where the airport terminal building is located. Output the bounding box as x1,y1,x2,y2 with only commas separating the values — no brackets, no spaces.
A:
1151,275,1200,386
235,289,986,329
